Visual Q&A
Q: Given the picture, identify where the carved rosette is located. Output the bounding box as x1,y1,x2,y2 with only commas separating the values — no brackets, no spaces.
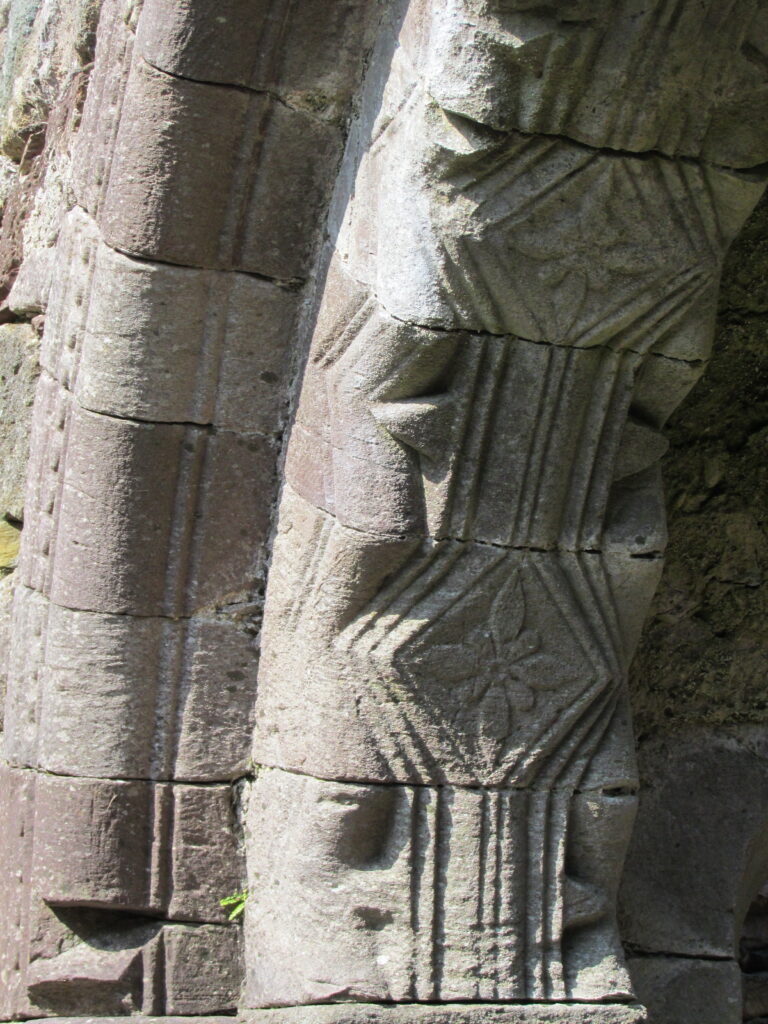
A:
248,0,768,1014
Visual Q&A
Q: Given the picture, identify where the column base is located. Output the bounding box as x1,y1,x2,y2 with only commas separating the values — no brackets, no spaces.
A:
244,1004,647,1024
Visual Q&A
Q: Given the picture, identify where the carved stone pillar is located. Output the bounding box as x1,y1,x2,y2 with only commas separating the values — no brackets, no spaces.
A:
246,1,767,1019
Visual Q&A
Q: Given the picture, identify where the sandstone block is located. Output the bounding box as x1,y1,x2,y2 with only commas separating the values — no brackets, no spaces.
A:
72,0,137,217
162,924,243,1015
338,105,763,347
94,56,341,278
4,586,257,779
29,773,244,923
246,768,636,1007
619,729,768,958
424,0,768,166
42,210,298,431
18,375,274,616
254,488,654,788
136,0,378,123
0,321,40,522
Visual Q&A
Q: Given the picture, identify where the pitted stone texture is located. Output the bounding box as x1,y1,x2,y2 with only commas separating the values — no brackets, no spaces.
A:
619,729,768,959
71,0,137,217
628,956,741,1024
41,208,299,431
246,768,635,1006
422,0,768,167
4,586,257,780
19,373,274,616
0,321,40,522
243,1006,647,1024
136,0,380,123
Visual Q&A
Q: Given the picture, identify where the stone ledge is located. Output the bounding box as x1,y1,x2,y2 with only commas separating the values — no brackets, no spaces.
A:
8,1009,648,1024
242,1005,647,1024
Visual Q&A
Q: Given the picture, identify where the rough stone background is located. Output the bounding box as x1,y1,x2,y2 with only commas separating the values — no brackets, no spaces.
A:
0,0,101,722
629,193,768,737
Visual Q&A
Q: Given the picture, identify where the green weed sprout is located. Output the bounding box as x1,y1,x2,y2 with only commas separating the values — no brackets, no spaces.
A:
220,889,249,921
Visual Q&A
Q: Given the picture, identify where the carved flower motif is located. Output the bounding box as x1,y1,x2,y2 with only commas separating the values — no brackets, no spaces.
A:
428,572,577,761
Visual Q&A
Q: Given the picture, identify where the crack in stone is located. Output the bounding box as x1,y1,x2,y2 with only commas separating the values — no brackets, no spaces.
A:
139,53,336,128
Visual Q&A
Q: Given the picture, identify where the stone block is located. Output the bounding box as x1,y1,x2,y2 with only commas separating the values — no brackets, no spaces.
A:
0,766,243,1021
42,210,299,431
254,487,653,789
29,773,244,923
136,0,377,122
628,956,741,1024
72,0,137,217
163,924,243,1015
338,108,763,347
246,768,636,1007
95,55,341,278
0,762,37,1020
619,729,768,958
4,587,257,779
424,0,768,166
18,375,274,616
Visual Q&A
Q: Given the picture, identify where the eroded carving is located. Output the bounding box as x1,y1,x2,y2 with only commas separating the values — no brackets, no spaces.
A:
247,0,767,1014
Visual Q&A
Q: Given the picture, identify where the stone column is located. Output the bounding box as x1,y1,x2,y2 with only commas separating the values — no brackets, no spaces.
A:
246,1,767,1020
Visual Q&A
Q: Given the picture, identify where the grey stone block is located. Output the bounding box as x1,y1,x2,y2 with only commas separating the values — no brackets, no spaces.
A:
29,772,243,922
4,586,257,779
423,0,768,166
243,1006,647,1024
619,729,768,959
0,321,40,523
628,956,741,1024
246,768,636,1007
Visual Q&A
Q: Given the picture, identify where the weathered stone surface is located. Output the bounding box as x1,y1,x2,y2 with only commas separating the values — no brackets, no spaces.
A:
246,768,635,1007
30,773,243,921
247,0,767,1014
0,573,13,728
0,320,38,522
619,729,768,958
3,0,768,1021
18,373,274,616
423,0,768,167
86,54,341,278
337,102,762,343
136,0,380,123
71,0,136,218
628,956,741,1024
0,761,244,1017
255,489,653,786
41,207,299,431
243,1007,647,1024
4,586,257,779
0,0,99,165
